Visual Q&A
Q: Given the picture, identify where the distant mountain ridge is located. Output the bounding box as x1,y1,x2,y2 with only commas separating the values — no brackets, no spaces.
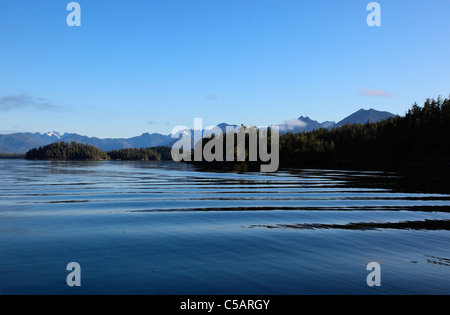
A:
0,109,396,153
337,108,396,126
279,108,396,134
0,132,173,154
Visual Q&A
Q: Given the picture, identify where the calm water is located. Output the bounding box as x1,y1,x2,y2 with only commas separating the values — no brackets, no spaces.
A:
0,159,449,295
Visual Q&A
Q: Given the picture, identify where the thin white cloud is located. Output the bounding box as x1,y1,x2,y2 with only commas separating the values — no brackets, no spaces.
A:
0,94,63,112
147,121,172,126
0,129,23,134
284,119,307,130
360,87,396,98
205,94,218,101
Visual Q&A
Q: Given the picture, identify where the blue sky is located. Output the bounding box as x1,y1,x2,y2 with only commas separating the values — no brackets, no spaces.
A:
0,0,449,138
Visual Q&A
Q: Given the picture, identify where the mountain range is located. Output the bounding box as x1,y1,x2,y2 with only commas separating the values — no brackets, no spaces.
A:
0,109,396,153
278,108,396,134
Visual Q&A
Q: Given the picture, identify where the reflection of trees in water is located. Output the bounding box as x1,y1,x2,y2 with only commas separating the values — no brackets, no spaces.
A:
249,219,450,232
425,255,450,267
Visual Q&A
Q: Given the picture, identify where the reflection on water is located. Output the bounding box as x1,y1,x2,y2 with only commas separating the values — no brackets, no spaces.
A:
426,255,450,267
0,160,449,294
249,220,450,231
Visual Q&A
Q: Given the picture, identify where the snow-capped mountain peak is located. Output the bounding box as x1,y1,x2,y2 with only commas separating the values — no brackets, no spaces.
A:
44,131,62,139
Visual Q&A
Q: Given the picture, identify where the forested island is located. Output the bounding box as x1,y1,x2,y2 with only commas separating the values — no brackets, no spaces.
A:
0,153,25,159
108,147,172,161
22,95,450,165
25,142,108,160
25,142,172,161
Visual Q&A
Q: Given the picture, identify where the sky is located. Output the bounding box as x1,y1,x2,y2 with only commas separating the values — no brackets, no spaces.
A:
0,0,449,138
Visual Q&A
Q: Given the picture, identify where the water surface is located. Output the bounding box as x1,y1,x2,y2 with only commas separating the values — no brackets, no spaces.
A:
0,160,449,294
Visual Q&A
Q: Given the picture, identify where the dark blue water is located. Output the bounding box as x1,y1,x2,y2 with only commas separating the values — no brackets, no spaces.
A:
0,160,449,295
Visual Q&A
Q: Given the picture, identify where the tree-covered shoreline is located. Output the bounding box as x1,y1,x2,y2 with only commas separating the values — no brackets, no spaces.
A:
279,95,450,164
25,142,172,161
25,142,109,161
108,147,172,161
0,153,25,159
